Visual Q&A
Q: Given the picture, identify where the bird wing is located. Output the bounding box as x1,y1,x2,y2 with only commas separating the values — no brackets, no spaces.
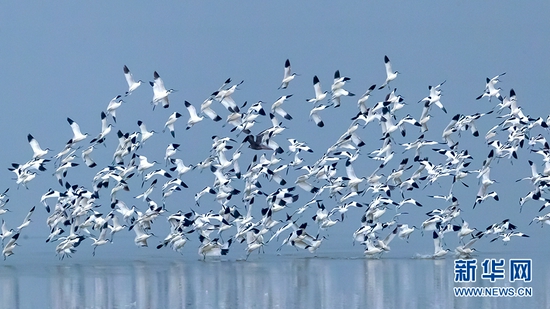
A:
27,134,43,156
384,56,393,77
283,59,291,79
124,65,136,87
185,101,199,118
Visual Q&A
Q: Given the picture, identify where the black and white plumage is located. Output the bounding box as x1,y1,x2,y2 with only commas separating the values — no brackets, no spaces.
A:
163,112,182,138
378,55,399,90
123,65,143,96
150,71,175,109
27,134,50,159
307,76,328,104
0,56,542,263
279,59,298,89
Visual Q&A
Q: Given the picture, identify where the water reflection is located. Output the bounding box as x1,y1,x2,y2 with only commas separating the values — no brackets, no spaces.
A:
0,256,544,308
0,266,18,309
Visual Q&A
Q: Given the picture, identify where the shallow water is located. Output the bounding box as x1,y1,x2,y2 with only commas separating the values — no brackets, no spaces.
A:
1,251,546,309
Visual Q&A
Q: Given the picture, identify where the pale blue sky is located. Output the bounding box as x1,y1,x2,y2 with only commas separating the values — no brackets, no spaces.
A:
0,2,548,260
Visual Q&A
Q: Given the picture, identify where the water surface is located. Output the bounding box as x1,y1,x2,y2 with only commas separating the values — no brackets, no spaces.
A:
1,251,545,309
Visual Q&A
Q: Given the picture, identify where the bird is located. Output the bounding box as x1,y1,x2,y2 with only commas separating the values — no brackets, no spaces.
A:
2,233,19,260
169,158,195,177
363,237,384,258
212,80,243,113
113,200,137,224
473,168,499,208
106,95,124,123
455,236,480,258
271,95,293,120
108,215,127,242
163,112,182,138
54,162,79,186
66,118,88,145
137,120,156,146
331,70,355,107
378,55,399,90
397,224,417,241
164,143,180,165
306,76,328,104
309,104,329,128
357,84,377,113
89,112,112,144
46,227,64,243
279,59,298,89
136,154,157,175
476,72,505,101
16,206,35,231
419,81,447,113
143,170,170,188
133,222,153,247
55,235,85,259
243,134,276,151
344,159,366,193
27,134,50,159
184,101,204,130
200,98,222,122
198,236,232,260
194,186,217,205
0,220,14,243
123,65,143,96
457,220,476,241
490,232,529,244
331,88,355,108
432,231,450,258
162,178,188,192
287,139,313,153
376,226,398,252
91,222,110,256
150,71,175,109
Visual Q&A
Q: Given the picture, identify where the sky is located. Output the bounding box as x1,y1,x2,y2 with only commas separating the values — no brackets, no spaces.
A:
0,1,549,262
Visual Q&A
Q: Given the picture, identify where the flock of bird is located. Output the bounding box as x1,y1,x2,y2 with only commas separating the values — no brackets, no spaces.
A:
0,56,546,261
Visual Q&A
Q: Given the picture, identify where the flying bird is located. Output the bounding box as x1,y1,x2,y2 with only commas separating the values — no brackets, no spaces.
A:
150,71,175,109
123,65,143,96
379,55,399,90
307,76,328,104
279,59,298,89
